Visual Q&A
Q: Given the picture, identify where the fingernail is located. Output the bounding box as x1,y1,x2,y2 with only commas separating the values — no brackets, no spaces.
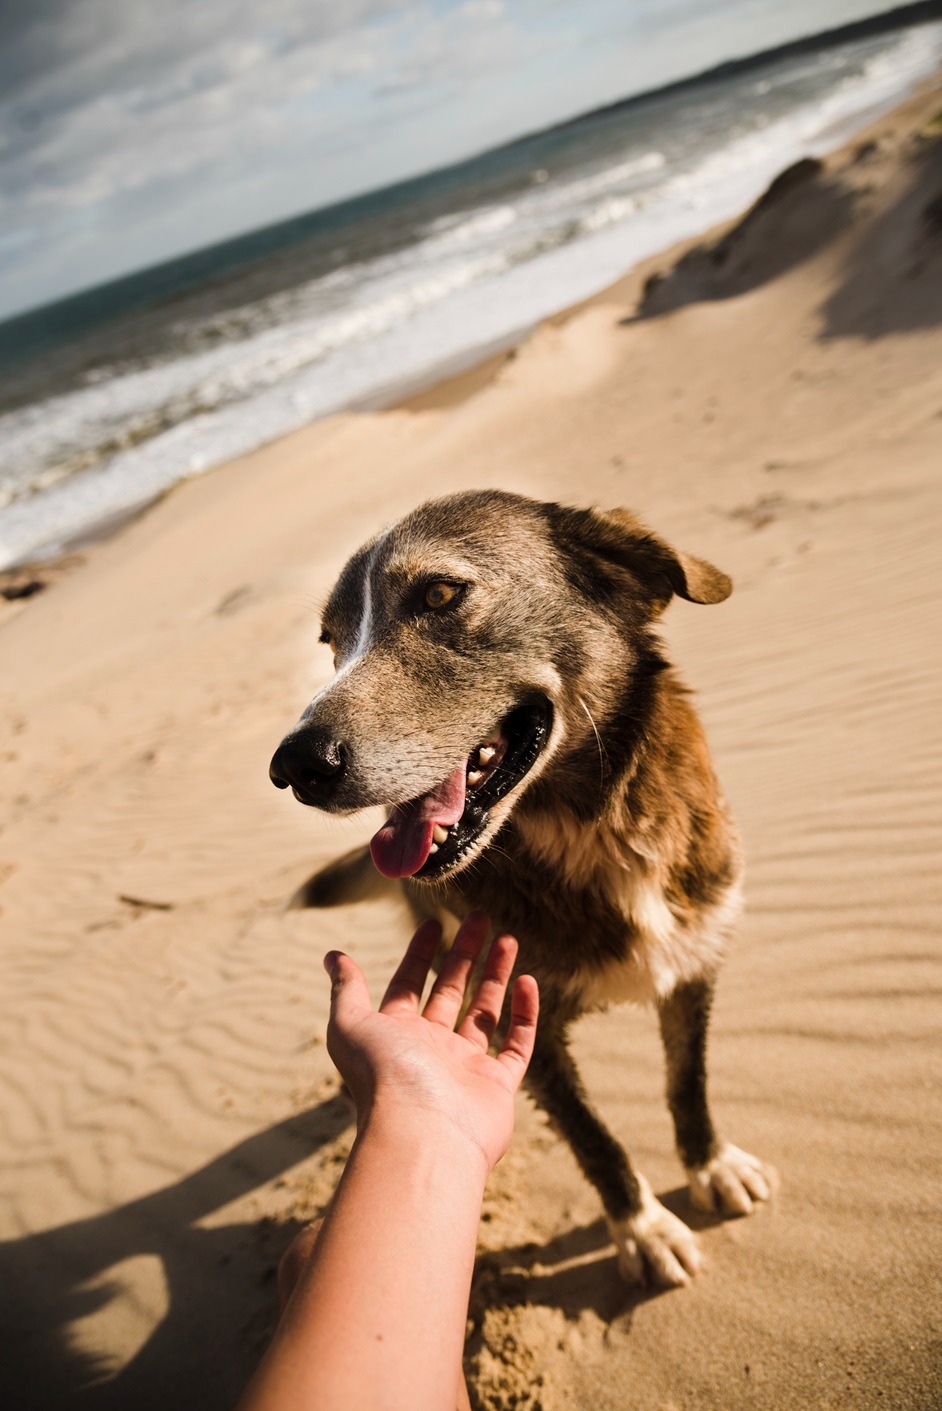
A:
323,951,339,975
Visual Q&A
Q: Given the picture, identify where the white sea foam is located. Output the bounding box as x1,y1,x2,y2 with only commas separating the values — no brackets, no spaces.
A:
578,196,637,235
420,204,518,248
546,150,666,206
2,20,940,568
0,252,509,504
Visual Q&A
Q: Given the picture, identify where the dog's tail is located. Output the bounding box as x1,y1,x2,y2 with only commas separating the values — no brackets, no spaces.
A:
288,844,391,910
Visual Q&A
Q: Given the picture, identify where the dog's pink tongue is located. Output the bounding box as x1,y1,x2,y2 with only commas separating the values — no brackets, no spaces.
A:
370,763,467,879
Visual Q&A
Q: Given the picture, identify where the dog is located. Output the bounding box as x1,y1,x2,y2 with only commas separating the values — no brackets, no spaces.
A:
269,489,773,1285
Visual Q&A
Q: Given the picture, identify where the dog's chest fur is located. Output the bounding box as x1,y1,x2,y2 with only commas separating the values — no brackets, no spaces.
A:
510,807,741,1008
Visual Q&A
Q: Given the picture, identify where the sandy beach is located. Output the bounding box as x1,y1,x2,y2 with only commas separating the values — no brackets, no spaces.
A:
2,77,941,1410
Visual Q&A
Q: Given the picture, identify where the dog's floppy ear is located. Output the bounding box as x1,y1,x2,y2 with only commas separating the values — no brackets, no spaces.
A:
549,504,732,614
604,507,732,608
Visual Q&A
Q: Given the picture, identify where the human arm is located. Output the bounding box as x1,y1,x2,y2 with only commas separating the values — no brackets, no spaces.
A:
236,913,538,1411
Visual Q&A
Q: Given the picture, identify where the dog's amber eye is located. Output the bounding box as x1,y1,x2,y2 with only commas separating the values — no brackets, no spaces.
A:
424,582,458,609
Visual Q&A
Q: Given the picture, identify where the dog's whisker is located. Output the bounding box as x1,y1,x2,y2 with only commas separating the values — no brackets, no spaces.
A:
294,595,327,617
577,694,609,795
478,841,514,872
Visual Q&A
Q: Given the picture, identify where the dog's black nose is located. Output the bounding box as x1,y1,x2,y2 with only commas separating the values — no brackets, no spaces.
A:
269,728,346,804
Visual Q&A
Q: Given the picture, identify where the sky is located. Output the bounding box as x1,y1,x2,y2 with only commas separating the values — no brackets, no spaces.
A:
0,0,912,320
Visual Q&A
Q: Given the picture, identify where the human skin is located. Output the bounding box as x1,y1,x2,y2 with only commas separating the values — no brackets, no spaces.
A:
236,912,539,1411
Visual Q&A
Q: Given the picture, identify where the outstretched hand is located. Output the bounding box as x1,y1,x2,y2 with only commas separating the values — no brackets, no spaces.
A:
324,913,539,1174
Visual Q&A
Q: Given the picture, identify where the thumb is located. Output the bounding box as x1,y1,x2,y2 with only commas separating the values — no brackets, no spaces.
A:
324,950,372,1031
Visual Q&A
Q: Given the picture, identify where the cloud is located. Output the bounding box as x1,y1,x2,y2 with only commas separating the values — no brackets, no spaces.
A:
1,2,404,200
0,0,900,318
0,0,540,315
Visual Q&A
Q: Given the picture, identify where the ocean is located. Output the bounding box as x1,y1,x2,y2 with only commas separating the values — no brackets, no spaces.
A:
1,11,941,570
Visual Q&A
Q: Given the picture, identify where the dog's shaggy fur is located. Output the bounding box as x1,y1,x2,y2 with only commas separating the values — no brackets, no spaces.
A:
270,490,772,1284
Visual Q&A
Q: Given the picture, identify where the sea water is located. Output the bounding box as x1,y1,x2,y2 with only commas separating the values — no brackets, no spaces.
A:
1,16,940,568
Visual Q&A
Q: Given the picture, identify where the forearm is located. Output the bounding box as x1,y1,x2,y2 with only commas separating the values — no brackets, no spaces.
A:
238,1106,489,1411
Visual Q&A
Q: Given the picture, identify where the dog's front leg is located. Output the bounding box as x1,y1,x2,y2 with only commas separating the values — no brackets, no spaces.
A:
658,978,774,1216
526,1023,702,1287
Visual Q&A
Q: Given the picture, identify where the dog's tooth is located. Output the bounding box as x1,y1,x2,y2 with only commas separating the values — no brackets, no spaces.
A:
478,745,496,766
467,769,484,787
429,842,439,855
432,824,449,845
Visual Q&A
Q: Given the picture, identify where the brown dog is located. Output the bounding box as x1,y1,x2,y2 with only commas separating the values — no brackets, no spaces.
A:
270,490,773,1285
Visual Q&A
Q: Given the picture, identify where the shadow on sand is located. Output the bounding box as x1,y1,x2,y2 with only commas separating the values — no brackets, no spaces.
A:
468,1185,729,1330
623,119,942,340
627,156,858,323
0,1096,353,1411
4,1101,725,1409
818,128,942,338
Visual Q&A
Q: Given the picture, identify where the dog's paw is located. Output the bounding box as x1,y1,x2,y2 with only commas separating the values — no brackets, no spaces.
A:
608,1179,702,1287
687,1141,774,1217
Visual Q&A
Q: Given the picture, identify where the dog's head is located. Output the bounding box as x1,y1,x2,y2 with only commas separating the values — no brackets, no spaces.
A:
270,490,730,882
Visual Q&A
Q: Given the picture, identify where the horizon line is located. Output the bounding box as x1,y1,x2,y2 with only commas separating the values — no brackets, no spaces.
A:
2,0,940,330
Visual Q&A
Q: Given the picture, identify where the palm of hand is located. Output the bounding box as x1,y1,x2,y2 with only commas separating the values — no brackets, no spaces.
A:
337,1009,519,1168
325,913,538,1174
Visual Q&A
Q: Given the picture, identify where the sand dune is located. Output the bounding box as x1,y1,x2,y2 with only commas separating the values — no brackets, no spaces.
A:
1,81,941,1410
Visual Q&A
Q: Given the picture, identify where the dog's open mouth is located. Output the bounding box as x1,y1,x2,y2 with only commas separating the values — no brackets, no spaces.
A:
369,695,552,881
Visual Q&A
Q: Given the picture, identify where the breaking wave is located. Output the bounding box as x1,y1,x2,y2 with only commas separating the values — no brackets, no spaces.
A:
2,17,940,567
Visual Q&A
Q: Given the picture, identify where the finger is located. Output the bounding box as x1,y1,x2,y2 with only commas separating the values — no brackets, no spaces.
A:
324,951,372,1032
422,911,489,1029
495,975,539,1087
458,932,518,1050
380,919,442,1014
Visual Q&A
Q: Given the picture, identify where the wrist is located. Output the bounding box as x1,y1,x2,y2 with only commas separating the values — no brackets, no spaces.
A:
355,1095,493,1187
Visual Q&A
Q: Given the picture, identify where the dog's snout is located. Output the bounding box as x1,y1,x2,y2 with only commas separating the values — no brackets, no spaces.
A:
269,728,346,804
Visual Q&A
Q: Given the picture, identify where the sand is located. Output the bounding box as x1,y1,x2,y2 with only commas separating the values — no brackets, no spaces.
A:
2,80,941,1411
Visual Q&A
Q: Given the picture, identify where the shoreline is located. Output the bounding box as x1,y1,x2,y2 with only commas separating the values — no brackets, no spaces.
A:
3,57,941,582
